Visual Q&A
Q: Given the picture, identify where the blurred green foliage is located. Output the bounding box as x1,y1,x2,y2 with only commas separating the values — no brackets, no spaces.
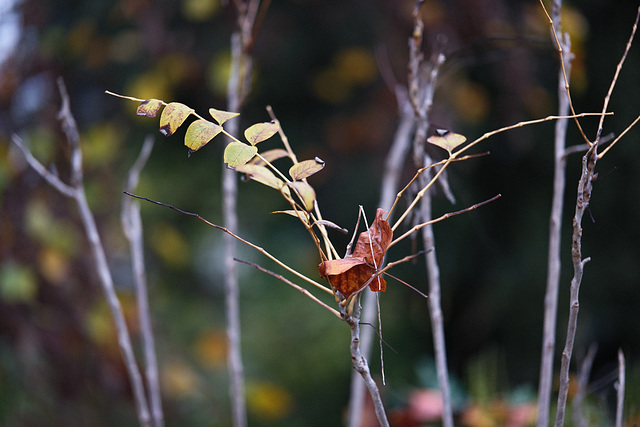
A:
1,0,640,425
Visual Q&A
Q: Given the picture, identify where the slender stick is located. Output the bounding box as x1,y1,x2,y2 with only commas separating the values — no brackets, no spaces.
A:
615,349,626,427
14,79,152,427
122,136,164,427
124,193,333,297
223,2,263,425
347,296,389,427
571,344,597,427
554,144,595,427
537,0,572,424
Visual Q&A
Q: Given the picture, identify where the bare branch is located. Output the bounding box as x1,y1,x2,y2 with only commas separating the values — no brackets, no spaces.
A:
595,6,640,144
122,136,164,427
616,349,626,427
124,192,334,298
234,258,341,319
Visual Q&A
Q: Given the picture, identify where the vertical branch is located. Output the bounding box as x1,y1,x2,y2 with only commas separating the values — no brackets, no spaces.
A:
13,79,152,427
122,136,164,427
347,296,389,427
554,144,595,427
348,83,416,427
571,343,597,427
615,349,625,427
408,2,454,426
537,0,573,425
223,2,263,426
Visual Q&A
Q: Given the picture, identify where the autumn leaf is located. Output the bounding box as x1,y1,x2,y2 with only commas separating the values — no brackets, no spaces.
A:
234,164,284,190
318,208,392,299
352,208,392,267
224,141,258,167
209,107,240,125
159,102,195,137
184,119,222,153
249,149,290,166
136,99,164,118
427,130,467,153
289,157,325,181
287,181,316,211
244,122,279,145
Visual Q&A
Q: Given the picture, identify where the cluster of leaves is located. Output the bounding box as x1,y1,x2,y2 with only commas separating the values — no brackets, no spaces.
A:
113,92,475,316
132,95,324,215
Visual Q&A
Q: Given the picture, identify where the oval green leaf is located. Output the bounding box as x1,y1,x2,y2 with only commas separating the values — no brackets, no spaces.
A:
159,102,194,137
234,164,284,190
209,108,240,125
137,99,164,118
427,131,467,153
244,121,279,145
288,181,316,211
224,141,258,167
184,119,222,153
289,157,325,181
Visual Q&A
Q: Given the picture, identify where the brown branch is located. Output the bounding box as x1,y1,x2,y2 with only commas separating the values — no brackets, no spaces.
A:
234,259,341,318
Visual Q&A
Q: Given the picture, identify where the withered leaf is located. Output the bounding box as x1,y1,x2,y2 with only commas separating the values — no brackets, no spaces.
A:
318,208,392,299
289,157,325,181
136,99,164,118
159,102,194,137
234,164,284,190
427,130,467,153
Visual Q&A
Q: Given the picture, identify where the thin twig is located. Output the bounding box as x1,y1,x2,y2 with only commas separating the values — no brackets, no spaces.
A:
616,349,625,427
14,79,152,427
537,0,572,424
122,136,164,427
572,344,597,427
224,2,264,425
124,192,333,297
347,296,389,427
234,258,341,318
595,6,640,147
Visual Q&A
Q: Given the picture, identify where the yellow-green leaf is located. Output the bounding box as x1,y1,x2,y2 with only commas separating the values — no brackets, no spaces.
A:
249,149,290,166
137,99,164,118
224,141,258,167
272,209,309,222
159,102,194,137
244,122,279,145
234,164,284,190
184,119,222,153
288,181,316,211
427,131,467,153
209,108,240,125
289,157,325,181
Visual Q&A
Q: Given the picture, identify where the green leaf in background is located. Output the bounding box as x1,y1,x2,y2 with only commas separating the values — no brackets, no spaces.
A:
136,99,164,118
0,261,37,303
184,119,222,153
209,107,240,125
224,141,258,167
244,122,279,145
289,157,325,181
159,102,194,137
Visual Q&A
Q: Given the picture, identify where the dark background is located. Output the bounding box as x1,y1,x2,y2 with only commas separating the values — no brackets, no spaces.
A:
1,0,639,425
